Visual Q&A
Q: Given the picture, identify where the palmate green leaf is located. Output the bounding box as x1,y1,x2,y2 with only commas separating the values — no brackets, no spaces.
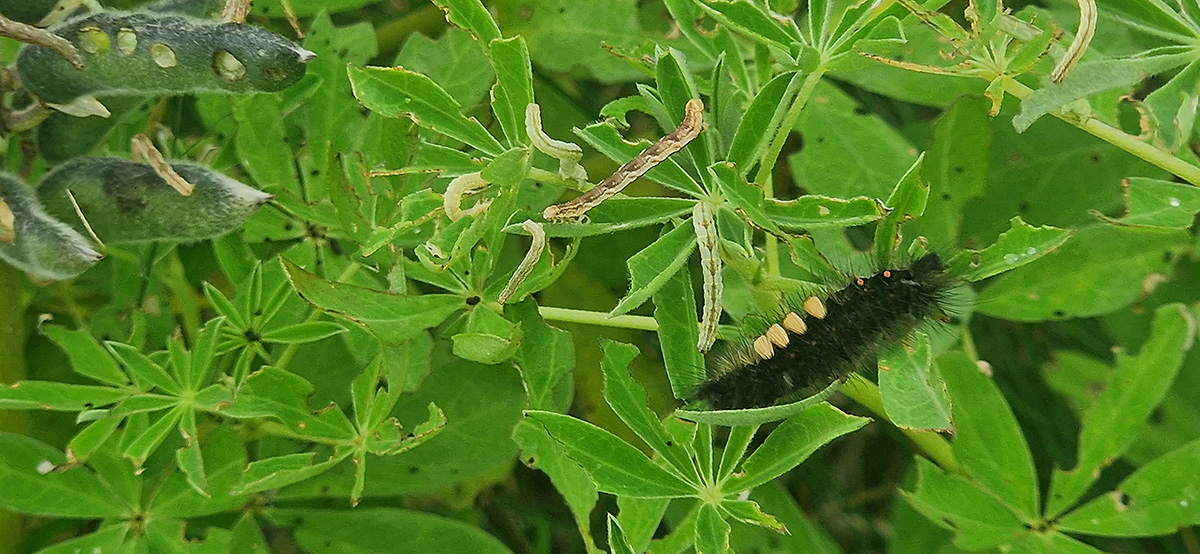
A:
296,13,377,201
653,263,704,399
694,503,731,554
271,507,514,554
509,300,574,411
608,513,637,554
235,93,299,191
1014,46,1197,132
175,409,207,498
903,457,1027,550
1057,437,1200,536
283,257,464,343
0,381,127,411
1007,532,1108,553
873,153,928,264
600,340,695,478
746,482,841,553
1144,58,1200,152
493,0,645,83
727,71,802,171
41,326,128,386
147,427,248,519
709,162,782,235
977,223,1188,321
65,417,122,466
505,198,697,238
1101,177,1200,229
617,496,671,553
1102,0,1199,43
946,217,1072,282
220,368,357,442
939,352,1039,521
698,0,804,50
488,36,533,147
282,356,526,499
397,28,493,109
513,420,600,553
106,342,181,395
610,222,698,317
656,49,713,174
32,524,129,554
450,305,523,364
121,404,184,470
430,0,503,48
260,321,348,344
720,499,786,533
1046,303,1194,518
764,195,887,229
675,381,843,426
575,122,705,197
524,411,696,498
233,449,352,496
907,95,991,244
0,433,128,518
347,66,503,157
878,332,951,431
725,403,868,491
790,81,919,200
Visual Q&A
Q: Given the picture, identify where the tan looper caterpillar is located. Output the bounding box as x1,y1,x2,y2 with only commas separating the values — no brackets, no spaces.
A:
542,98,705,221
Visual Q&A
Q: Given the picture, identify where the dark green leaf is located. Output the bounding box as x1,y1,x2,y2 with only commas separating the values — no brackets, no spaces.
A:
348,66,503,156
0,381,127,411
902,457,1027,550
611,223,698,317
283,257,464,343
525,411,696,498
0,433,128,518
1047,303,1194,517
726,403,868,491
41,326,128,386
878,333,951,431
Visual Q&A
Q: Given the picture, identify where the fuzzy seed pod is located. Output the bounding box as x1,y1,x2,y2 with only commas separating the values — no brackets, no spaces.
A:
0,173,101,281
38,157,273,243
16,11,314,104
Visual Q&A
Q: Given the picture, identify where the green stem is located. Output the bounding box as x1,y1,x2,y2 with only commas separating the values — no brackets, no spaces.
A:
841,373,965,475
1001,76,1200,186
752,67,828,277
274,262,361,371
538,306,740,339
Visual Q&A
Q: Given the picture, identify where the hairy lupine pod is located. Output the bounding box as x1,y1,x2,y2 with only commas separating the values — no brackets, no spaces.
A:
146,0,226,18
0,0,62,24
38,157,273,243
15,11,314,103
0,173,101,281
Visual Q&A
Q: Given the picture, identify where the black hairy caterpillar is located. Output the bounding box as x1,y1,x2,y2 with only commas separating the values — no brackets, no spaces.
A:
689,253,958,410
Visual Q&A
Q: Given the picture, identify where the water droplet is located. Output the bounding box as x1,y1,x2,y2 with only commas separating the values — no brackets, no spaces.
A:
78,27,111,55
214,50,246,82
117,29,137,56
1170,197,1182,207
1004,253,1019,264
151,43,177,68
1026,247,1037,256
